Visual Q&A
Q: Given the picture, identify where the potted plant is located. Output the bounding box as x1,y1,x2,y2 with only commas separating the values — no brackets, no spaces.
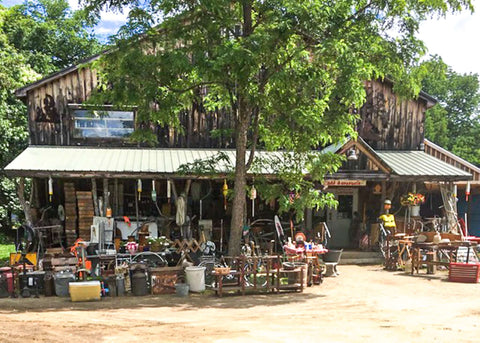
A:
148,236,172,252
400,193,425,216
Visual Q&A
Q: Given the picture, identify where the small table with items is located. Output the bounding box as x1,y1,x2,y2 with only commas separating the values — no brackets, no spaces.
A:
411,241,477,275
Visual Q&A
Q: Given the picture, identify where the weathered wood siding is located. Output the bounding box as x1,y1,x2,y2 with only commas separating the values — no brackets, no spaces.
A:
358,79,426,150
27,66,98,146
26,66,236,148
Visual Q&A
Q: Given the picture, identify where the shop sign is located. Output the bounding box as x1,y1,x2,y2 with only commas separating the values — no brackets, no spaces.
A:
324,179,366,187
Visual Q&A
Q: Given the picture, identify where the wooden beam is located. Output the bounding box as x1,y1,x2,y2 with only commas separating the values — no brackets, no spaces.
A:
103,178,109,217
92,178,99,216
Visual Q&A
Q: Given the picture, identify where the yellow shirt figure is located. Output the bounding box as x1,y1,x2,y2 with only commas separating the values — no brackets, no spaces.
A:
379,214,396,229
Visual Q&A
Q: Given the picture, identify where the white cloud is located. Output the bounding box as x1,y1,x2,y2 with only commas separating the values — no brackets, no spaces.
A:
418,9,480,75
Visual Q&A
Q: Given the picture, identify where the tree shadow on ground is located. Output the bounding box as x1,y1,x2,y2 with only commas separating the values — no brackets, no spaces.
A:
0,289,326,313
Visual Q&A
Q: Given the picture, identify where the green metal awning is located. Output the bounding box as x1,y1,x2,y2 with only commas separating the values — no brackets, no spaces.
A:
3,146,284,178
376,150,472,181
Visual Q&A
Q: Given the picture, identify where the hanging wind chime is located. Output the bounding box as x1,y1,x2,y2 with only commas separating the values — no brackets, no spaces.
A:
250,184,257,217
466,182,471,202
48,177,53,203
137,179,142,200
151,180,157,202
167,179,171,203
222,179,229,210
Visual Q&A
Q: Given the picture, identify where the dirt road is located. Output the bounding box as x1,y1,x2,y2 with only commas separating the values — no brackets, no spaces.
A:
0,265,479,342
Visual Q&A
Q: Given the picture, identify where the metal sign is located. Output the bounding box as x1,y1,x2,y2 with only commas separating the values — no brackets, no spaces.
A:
324,179,366,187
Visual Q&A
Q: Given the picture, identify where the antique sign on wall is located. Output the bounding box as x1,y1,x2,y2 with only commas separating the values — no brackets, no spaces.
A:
324,179,367,187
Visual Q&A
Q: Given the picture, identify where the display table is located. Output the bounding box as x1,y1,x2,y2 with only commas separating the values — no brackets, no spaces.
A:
212,255,305,297
411,241,477,275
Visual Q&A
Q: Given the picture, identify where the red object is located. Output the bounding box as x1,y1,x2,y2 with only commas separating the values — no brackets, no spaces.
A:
449,262,480,283
123,216,131,227
0,267,14,294
466,236,480,243
284,245,328,256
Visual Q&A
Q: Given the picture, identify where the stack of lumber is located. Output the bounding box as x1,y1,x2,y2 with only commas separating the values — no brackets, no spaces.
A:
76,191,94,241
64,183,77,246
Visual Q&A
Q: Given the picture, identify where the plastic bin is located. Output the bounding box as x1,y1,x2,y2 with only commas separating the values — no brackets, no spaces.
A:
185,266,206,292
54,271,75,297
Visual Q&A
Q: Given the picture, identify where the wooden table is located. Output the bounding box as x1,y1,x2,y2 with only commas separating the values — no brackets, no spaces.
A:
212,255,305,297
411,241,476,275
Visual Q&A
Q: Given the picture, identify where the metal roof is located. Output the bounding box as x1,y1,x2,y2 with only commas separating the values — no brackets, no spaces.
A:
3,146,284,178
375,150,472,180
4,145,472,181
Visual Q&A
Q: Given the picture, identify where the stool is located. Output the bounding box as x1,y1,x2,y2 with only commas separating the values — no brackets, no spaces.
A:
324,262,339,277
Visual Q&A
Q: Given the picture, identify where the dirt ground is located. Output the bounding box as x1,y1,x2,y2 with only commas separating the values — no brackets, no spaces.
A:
0,265,479,343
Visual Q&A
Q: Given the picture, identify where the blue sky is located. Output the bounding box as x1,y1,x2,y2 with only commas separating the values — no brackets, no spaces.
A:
2,0,480,76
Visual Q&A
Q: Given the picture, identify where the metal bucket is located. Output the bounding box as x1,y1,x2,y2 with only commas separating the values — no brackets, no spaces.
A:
116,276,125,296
175,283,189,297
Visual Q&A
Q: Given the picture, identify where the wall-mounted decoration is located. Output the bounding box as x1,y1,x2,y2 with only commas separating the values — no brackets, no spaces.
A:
35,94,60,123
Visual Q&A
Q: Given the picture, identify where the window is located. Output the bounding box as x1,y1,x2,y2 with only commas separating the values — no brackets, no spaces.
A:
73,109,134,138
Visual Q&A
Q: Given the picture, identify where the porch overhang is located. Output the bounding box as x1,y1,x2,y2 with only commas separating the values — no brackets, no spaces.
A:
3,146,277,179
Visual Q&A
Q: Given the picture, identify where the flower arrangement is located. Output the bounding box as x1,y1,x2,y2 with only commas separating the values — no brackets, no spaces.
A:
400,193,425,206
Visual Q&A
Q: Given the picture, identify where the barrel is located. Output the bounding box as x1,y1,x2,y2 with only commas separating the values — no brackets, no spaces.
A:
116,276,125,296
131,270,148,296
44,272,55,297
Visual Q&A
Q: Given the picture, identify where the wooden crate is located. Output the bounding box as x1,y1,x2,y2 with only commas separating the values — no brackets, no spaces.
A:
449,263,480,283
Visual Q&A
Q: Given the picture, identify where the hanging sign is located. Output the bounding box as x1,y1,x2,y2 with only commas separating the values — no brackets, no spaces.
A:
324,179,366,187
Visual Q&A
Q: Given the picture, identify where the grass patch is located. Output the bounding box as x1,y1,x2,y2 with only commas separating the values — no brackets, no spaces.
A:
0,244,15,266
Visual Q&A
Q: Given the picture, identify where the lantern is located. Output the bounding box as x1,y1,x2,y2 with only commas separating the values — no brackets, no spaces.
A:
222,179,228,210
250,184,257,217
137,179,142,200
466,182,471,202
151,180,157,202
48,177,53,203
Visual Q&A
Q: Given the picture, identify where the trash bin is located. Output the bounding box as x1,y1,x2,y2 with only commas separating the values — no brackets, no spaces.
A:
185,266,206,292
54,271,75,297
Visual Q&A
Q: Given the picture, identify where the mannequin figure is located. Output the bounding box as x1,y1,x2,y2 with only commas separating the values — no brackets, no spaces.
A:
378,199,396,235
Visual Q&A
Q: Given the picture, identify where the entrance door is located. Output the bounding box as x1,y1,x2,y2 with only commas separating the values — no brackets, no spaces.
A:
327,189,358,248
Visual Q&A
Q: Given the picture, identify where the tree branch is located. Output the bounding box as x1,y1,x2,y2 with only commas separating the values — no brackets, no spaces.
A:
246,106,260,170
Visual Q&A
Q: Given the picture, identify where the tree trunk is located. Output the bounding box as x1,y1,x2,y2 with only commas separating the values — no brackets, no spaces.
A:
17,177,33,227
228,101,250,256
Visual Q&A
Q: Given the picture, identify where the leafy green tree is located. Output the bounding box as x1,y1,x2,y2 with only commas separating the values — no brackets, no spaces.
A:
2,0,102,74
422,55,480,164
83,0,473,255
0,1,103,233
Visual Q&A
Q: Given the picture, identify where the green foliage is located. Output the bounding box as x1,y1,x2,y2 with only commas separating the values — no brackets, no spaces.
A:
422,55,480,164
0,1,103,234
2,0,102,75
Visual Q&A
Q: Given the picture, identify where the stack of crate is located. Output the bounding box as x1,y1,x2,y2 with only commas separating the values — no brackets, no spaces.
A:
76,191,94,241
64,183,78,246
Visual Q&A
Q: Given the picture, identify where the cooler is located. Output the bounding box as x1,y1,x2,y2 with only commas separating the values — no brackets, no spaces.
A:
69,281,101,302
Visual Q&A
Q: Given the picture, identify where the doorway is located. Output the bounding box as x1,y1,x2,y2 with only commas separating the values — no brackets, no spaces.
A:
326,188,358,248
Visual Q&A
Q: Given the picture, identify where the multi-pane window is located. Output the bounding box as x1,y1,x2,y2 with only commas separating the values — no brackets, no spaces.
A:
73,109,134,138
